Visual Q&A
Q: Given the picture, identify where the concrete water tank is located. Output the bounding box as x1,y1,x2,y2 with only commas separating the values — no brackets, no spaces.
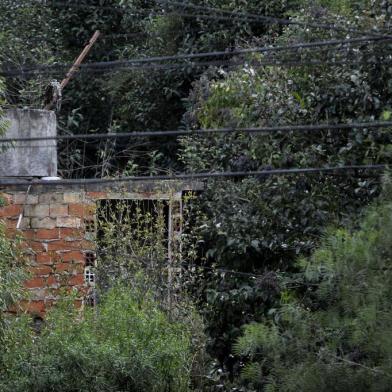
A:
0,109,57,177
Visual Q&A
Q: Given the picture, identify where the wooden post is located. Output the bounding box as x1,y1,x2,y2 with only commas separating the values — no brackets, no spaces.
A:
45,30,101,110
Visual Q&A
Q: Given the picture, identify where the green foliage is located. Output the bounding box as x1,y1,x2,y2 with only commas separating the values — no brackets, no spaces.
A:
234,175,392,391
1,284,193,392
0,223,26,314
0,220,27,379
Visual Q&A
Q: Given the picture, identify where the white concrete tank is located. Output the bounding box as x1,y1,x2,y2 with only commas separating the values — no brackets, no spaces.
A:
0,109,57,177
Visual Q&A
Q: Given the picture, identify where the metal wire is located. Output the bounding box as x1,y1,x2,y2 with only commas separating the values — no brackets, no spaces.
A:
0,164,386,187
1,35,390,77
1,121,391,143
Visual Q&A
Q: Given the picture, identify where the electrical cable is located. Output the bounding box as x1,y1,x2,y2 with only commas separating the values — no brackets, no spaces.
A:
158,0,392,38
1,56,380,77
1,121,391,143
35,0,391,38
0,164,386,187
1,35,389,77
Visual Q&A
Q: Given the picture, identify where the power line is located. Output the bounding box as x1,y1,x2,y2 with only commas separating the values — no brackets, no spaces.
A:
0,165,386,187
1,121,391,143
2,55,384,77
1,35,389,77
158,0,391,38
37,0,391,38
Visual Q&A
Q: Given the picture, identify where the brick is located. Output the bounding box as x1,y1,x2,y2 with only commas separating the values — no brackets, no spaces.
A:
21,229,35,240
59,228,83,241
61,251,84,263
74,300,83,309
68,203,86,217
35,228,59,240
24,277,45,288
68,274,84,286
46,276,60,288
31,217,56,229
24,300,45,315
63,193,81,203
56,217,81,228
24,204,49,217
30,241,46,252
86,191,106,199
55,263,72,273
29,266,52,276
0,204,22,217
39,193,63,203
36,253,54,265
49,204,68,217
47,240,77,252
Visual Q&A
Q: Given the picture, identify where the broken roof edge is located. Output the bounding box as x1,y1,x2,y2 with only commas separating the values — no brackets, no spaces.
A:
0,179,205,194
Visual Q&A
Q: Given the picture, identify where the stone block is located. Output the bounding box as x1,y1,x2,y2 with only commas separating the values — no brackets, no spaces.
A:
14,193,39,205
24,204,50,217
39,193,64,203
63,193,81,203
68,203,94,217
13,193,26,204
56,216,81,228
31,217,57,229
18,218,31,229
86,191,107,199
49,204,68,217
28,288,48,300
26,194,39,204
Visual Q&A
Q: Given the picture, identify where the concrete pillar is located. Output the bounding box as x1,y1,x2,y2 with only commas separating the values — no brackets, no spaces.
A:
0,109,57,177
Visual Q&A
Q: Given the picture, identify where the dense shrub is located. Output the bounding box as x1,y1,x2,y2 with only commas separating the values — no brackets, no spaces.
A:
234,175,392,391
0,285,194,392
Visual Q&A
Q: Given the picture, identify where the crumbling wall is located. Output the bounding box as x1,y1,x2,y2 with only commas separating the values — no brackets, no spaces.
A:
0,183,193,316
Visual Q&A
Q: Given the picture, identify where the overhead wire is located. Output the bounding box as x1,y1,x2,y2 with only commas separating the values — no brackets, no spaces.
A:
1,121,391,143
0,164,386,187
158,0,391,38
36,0,391,38
2,35,390,77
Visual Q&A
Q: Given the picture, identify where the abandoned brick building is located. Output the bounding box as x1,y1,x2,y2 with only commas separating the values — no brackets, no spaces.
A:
0,109,202,316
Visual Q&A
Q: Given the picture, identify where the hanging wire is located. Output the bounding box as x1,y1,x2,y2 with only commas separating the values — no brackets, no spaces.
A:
1,35,390,77
0,164,386,187
1,121,391,143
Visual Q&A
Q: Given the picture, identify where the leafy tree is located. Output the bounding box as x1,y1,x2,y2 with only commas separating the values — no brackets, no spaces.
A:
234,174,392,391
178,1,392,379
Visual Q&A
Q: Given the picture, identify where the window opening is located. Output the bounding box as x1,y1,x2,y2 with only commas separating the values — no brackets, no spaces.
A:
84,252,96,285
84,218,95,233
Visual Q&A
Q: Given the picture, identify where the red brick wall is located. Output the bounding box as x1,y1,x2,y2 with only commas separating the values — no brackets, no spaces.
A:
0,186,187,316
0,190,97,316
